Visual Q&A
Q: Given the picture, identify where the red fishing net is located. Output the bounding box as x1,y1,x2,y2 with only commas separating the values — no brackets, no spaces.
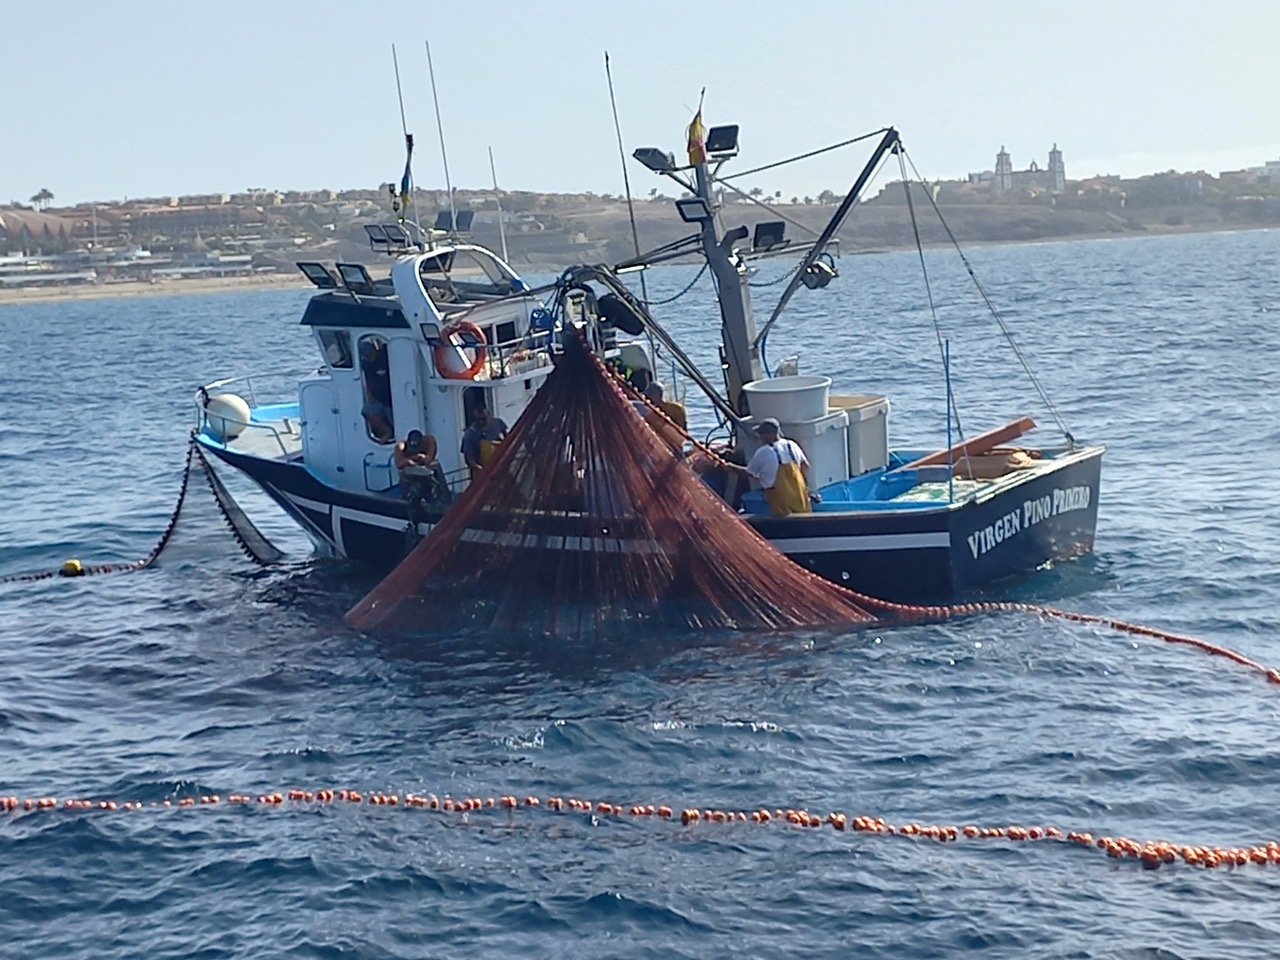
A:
345,334,876,639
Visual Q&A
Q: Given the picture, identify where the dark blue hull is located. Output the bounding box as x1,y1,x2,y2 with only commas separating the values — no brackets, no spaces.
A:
199,441,1103,604
750,446,1103,602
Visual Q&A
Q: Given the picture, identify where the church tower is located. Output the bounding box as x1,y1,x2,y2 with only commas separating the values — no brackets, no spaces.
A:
995,146,1013,193
1048,143,1065,193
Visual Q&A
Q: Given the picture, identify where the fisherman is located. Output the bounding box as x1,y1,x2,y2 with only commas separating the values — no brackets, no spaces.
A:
461,406,509,477
393,429,450,523
736,418,820,517
641,381,688,454
360,339,395,443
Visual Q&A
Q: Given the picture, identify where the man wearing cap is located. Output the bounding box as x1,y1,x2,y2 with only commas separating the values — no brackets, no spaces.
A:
740,418,817,517
394,429,449,522
461,406,509,478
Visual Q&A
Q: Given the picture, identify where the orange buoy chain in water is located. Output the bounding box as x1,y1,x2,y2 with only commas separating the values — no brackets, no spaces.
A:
837,589,1280,687
601,357,1280,688
0,437,199,584
3,790,1278,872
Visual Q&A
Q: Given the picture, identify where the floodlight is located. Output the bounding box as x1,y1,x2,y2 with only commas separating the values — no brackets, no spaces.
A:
753,221,787,251
296,261,339,288
382,223,410,246
675,197,713,223
634,147,677,173
363,225,390,252
706,125,739,158
336,262,377,295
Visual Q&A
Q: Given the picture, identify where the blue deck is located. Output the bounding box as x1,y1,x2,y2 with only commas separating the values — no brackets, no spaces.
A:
252,402,301,422
741,451,957,515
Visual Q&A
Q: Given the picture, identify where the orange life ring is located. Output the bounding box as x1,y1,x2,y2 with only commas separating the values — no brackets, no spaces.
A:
433,319,488,380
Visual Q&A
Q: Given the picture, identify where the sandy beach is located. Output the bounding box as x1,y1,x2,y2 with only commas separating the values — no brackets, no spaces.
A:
0,272,311,305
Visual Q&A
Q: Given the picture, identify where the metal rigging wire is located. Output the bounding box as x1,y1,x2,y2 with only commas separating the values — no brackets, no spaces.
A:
901,149,1075,445
711,177,823,239
719,129,892,182
896,150,970,461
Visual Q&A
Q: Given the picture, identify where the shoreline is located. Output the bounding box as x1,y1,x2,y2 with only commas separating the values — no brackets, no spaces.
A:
0,272,311,305
1,221,1272,306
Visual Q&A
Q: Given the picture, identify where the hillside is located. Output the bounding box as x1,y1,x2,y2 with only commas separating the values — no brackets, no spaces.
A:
449,192,1280,267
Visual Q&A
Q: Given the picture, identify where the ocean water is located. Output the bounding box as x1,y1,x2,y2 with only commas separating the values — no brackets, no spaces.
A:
2,229,1280,958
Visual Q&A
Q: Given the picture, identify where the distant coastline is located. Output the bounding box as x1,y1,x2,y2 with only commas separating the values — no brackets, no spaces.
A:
0,272,309,305
0,217,1273,307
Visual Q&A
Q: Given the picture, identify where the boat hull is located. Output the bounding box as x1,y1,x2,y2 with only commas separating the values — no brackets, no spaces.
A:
198,443,436,563
750,446,1103,602
199,441,1103,604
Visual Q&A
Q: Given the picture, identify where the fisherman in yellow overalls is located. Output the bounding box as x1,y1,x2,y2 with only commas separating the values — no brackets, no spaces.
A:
641,381,689,455
741,418,819,517
461,406,509,479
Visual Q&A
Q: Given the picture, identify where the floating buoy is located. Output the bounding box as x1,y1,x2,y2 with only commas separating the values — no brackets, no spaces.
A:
59,559,84,577
203,393,251,442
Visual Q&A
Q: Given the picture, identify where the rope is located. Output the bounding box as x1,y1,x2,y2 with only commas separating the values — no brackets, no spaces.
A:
191,443,283,566
719,128,891,182
901,149,1075,445
599,353,738,471
603,350,1280,686
0,437,198,584
4,786,1278,872
834,588,1280,686
713,178,823,241
897,150,972,481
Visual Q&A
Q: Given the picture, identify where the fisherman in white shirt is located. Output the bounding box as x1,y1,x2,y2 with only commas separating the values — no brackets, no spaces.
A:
737,418,819,517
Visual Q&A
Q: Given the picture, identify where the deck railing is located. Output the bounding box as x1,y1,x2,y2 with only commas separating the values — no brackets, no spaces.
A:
195,371,309,460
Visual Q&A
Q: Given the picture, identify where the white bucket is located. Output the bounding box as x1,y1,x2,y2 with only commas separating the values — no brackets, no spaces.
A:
743,375,831,423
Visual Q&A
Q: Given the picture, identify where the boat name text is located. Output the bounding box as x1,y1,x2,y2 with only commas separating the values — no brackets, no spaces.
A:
966,485,1092,559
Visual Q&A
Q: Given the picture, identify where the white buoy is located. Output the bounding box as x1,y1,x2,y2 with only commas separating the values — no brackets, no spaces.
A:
204,393,251,442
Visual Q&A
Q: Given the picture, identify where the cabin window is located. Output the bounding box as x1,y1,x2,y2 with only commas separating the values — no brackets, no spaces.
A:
481,320,519,346
419,249,517,301
358,335,394,443
318,329,353,369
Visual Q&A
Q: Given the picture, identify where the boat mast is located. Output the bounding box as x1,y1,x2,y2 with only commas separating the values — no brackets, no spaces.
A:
424,39,458,238
488,146,510,263
689,128,763,414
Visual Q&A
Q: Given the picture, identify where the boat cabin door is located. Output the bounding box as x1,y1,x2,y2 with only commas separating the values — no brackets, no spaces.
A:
353,332,426,493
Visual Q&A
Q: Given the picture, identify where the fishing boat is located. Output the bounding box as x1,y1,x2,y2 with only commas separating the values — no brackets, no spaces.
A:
195,116,1102,602
194,217,656,566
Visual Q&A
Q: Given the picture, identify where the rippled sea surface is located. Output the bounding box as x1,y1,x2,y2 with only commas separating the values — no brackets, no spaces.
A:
3,229,1280,958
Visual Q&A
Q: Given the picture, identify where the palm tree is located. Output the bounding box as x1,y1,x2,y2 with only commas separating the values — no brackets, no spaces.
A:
30,188,54,211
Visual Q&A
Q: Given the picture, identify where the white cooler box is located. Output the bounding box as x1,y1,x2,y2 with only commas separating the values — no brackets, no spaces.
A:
829,394,890,475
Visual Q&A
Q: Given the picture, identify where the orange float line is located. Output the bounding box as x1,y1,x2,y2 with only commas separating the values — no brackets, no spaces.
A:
5,789,1280,872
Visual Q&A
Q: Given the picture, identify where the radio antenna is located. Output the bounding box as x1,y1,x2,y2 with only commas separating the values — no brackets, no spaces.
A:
488,146,510,263
604,51,649,305
390,43,423,247
392,43,409,137
425,39,459,238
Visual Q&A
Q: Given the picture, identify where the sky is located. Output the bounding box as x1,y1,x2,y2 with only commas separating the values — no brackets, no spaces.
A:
3,0,1278,206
